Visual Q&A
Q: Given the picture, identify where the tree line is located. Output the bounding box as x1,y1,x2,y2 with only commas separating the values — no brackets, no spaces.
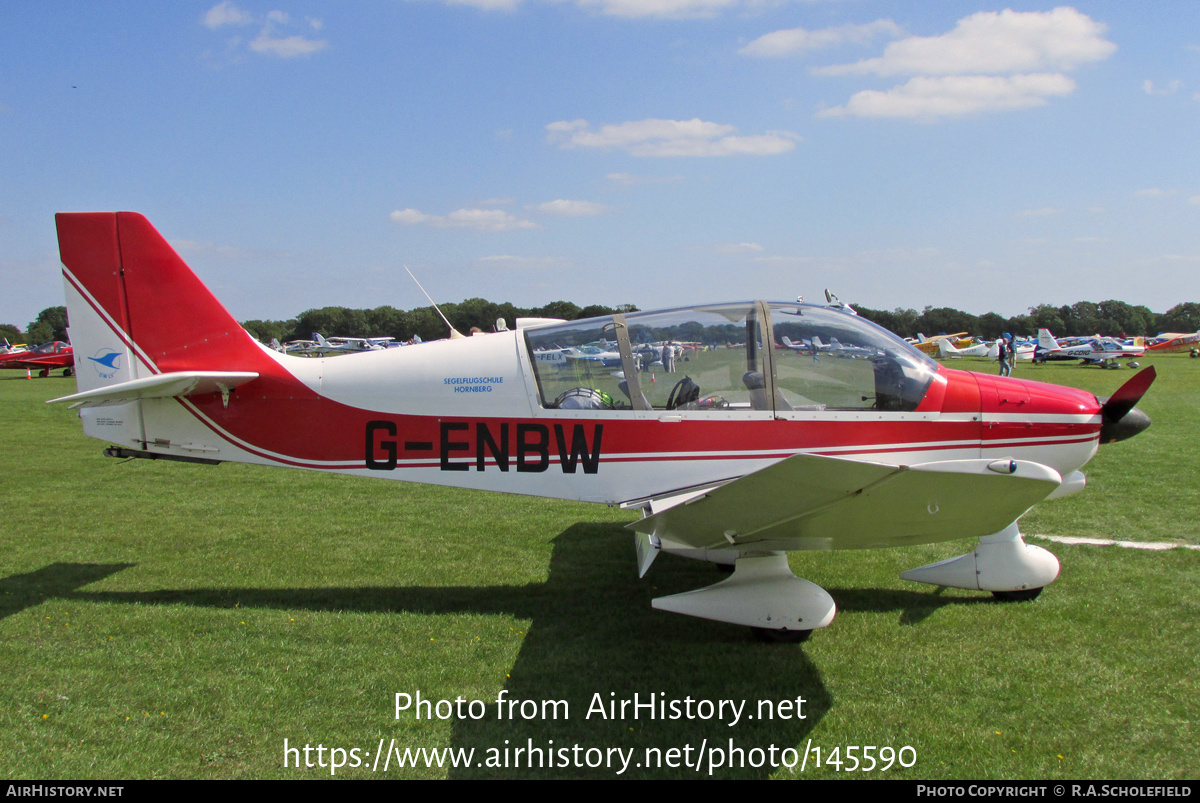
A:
245,299,1200,344
5,299,1200,350
852,301,1200,341
241,298,639,345
1,307,68,346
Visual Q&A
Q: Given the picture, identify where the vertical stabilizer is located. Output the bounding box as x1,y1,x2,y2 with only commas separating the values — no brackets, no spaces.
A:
1037,328,1061,351
57,212,262,378
56,212,288,455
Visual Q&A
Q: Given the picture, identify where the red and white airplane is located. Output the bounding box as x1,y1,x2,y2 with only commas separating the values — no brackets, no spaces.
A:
51,212,1155,641
0,340,74,376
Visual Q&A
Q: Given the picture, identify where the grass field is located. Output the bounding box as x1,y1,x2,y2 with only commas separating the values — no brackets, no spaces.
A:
1,355,1196,779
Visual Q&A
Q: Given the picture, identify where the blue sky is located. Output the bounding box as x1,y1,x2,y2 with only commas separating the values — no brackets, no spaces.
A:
2,1,1198,329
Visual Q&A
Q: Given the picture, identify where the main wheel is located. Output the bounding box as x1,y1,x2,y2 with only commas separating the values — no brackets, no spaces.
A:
991,587,1043,602
751,627,812,644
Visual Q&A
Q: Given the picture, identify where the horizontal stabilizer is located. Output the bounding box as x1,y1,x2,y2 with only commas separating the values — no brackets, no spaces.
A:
628,453,1061,552
48,371,259,409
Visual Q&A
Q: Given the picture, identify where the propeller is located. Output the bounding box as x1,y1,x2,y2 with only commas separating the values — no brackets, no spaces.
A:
1098,366,1155,444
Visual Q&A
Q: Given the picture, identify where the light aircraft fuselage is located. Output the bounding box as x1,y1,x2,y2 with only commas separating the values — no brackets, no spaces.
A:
51,212,1154,640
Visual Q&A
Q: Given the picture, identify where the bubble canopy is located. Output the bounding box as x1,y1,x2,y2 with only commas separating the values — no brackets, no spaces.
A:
523,302,938,414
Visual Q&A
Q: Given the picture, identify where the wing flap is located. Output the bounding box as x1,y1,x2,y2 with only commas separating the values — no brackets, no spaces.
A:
628,453,1061,552
48,371,259,409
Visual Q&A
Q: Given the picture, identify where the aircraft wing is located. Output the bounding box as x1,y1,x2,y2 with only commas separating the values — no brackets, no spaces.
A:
628,453,1061,552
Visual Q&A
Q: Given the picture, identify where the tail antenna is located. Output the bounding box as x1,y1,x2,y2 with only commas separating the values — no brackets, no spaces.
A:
405,265,464,339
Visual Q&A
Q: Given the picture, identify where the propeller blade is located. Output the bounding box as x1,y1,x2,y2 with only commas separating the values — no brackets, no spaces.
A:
1099,366,1155,443
1102,365,1156,421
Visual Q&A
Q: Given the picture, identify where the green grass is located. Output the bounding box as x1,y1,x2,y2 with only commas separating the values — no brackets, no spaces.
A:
0,356,1196,779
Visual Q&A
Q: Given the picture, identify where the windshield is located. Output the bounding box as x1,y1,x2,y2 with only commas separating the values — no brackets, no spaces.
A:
768,303,937,412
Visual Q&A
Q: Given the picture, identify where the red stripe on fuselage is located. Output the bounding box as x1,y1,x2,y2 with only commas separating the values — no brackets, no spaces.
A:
179,387,1098,471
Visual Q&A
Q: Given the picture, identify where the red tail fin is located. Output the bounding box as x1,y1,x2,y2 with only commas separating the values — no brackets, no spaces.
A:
56,212,259,373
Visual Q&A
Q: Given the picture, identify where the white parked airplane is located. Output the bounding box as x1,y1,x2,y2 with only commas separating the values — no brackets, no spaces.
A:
1035,329,1145,365
937,338,1034,361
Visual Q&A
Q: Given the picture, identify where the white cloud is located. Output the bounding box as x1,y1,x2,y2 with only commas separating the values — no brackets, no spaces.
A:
547,118,799,157
1144,79,1182,95
250,32,328,57
204,5,328,59
818,73,1075,120
536,199,608,216
812,9,1114,121
1016,206,1064,217
816,8,1116,77
740,20,904,58
1135,188,1173,197
390,208,538,232
1189,196,1200,206
204,1,252,29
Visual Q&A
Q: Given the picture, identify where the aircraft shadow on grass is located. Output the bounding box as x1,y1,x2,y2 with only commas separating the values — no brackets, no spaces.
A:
1,526,989,778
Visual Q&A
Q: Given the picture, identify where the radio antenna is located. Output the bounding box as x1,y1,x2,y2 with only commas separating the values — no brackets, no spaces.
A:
405,265,464,339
